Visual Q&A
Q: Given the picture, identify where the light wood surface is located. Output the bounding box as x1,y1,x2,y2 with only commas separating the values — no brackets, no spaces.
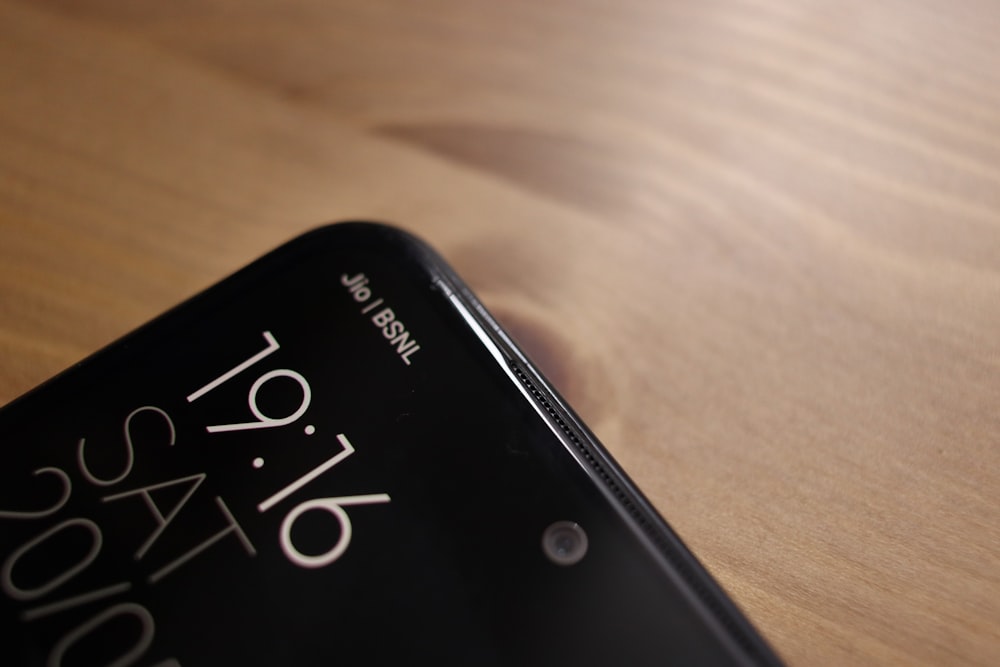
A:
2,1,999,664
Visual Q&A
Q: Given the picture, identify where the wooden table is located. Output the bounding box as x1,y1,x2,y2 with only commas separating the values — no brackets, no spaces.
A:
2,1,998,664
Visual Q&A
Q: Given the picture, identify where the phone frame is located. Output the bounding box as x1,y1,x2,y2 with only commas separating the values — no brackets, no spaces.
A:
1,221,783,666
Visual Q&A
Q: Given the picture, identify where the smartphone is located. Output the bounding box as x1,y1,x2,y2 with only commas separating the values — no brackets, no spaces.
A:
0,222,782,666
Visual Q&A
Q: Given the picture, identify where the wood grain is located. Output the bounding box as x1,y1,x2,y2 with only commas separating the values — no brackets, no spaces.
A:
1,1,999,664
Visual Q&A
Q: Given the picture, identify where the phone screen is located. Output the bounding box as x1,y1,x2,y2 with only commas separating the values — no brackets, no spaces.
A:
0,225,762,665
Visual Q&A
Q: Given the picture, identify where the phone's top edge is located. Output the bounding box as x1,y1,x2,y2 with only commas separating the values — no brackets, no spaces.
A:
400,227,785,667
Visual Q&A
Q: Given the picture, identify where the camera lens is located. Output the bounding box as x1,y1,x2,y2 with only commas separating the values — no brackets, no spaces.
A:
541,521,588,566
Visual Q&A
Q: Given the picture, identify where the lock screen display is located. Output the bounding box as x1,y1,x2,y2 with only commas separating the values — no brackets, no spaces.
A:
0,225,747,666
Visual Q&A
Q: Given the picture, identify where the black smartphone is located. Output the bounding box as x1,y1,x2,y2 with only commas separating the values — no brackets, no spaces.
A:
0,222,781,666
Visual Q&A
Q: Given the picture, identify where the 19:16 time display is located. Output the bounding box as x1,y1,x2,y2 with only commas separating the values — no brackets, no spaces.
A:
0,330,390,667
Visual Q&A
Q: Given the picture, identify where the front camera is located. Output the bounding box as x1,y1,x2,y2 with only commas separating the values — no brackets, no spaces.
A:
541,521,588,566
